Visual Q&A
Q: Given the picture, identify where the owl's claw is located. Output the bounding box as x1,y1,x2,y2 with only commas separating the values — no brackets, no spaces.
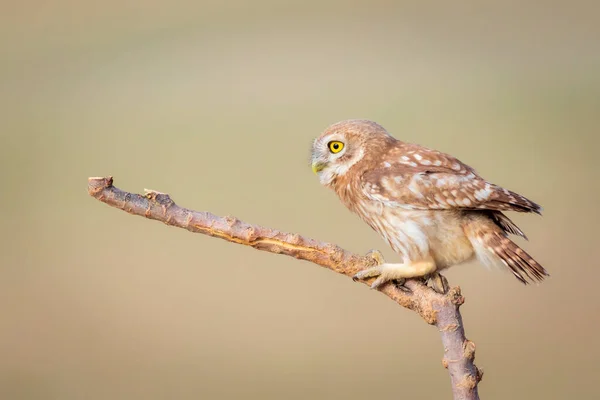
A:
393,278,411,293
354,250,401,289
427,272,449,294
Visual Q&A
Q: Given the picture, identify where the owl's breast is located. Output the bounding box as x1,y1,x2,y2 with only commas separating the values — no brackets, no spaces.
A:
364,209,433,262
355,206,474,266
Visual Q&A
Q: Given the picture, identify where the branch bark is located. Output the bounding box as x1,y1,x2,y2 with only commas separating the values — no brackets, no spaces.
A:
87,176,482,399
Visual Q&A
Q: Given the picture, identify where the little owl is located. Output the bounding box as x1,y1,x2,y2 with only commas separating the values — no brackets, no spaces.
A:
311,119,548,291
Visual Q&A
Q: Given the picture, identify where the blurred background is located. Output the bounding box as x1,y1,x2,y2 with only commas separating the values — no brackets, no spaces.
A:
1,1,598,399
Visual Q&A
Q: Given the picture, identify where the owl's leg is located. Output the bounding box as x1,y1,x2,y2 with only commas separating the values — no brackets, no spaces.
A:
353,257,436,289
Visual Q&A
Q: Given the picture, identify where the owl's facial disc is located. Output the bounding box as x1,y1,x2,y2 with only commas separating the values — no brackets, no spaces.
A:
311,132,364,186
312,136,345,172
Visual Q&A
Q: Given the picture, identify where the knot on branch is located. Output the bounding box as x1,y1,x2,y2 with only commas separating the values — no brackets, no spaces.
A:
225,216,239,227
463,339,476,361
144,189,174,207
457,374,479,390
448,286,465,306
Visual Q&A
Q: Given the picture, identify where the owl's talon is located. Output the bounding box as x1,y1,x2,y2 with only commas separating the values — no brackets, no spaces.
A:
369,276,410,292
393,279,411,293
428,272,449,294
370,276,387,289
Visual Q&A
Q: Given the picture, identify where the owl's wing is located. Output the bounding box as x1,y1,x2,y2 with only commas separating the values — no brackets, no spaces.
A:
360,144,542,214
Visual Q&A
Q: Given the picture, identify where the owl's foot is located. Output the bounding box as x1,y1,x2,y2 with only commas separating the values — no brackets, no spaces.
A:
359,250,411,292
353,258,436,290
426,272,449,294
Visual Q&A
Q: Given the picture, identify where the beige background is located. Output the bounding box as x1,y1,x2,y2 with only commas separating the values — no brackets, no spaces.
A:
1,1,599,399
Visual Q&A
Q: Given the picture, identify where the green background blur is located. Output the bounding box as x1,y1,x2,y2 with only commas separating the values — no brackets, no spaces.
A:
1,1,599,399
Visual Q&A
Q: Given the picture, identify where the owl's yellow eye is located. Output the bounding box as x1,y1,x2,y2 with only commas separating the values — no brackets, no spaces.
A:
328,141,344,154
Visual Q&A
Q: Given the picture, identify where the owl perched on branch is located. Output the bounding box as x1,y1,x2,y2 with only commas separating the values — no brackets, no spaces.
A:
311,120,548,291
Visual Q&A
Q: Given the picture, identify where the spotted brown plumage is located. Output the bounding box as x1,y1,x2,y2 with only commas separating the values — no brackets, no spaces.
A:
311,119,549,289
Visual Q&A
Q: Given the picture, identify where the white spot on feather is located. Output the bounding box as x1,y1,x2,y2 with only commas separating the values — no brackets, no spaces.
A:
408,175,425,198
435,177,448,187
474,187,493,201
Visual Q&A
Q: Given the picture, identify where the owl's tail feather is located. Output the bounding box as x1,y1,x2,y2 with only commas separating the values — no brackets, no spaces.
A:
480,231,549,284
487,211,528,240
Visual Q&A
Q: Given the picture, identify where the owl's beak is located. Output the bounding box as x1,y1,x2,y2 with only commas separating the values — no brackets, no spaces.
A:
312,161,326,174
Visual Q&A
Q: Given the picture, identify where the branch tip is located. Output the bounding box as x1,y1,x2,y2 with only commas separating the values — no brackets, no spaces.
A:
87,176,114,196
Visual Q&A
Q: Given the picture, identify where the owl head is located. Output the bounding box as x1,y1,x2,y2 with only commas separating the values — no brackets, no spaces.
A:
311,119,393,186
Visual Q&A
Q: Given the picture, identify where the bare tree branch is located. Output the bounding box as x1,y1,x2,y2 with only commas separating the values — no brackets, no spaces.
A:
87,176,482,400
